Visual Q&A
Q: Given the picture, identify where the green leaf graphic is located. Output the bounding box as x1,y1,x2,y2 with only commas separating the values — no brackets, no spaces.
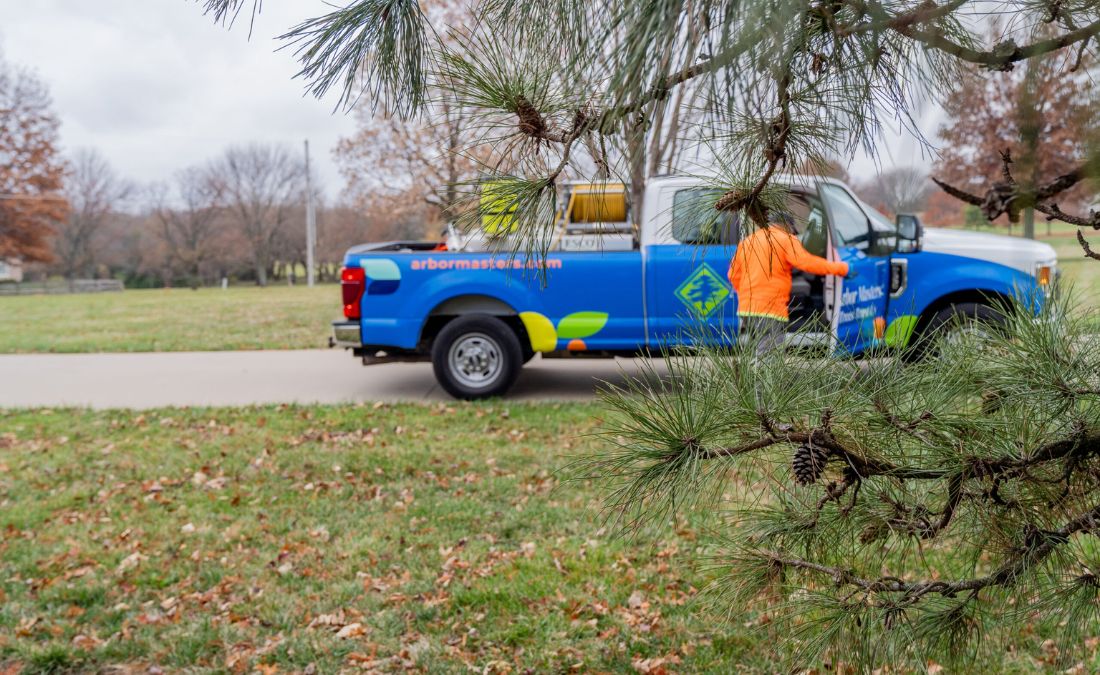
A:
557,312,609,339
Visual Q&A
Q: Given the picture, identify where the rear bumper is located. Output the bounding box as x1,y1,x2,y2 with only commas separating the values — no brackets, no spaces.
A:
331,321,362,348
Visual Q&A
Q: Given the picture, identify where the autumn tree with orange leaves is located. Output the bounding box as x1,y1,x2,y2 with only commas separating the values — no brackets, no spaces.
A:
935,43,1095,237
0,51,68,263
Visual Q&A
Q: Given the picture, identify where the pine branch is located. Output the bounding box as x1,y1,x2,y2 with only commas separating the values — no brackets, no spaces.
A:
761,499,1100,602
695,422,1099,487
280,0,429,114
935,157,1098,228
1077,230,1100,260
712,66,795,225
198,0,260,30
887,8,1100,71
873,398,940,443
1037,202,1100,228
931,176,983,206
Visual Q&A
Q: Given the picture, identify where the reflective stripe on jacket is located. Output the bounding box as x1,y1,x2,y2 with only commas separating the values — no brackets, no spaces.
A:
727,226,849,321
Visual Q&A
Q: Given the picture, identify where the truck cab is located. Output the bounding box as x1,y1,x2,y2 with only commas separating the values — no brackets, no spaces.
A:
332,175,1058,399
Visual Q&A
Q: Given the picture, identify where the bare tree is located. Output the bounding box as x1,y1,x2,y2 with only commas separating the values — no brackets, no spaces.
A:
99,212,168,287
152,168,224,288
207,144,305,286
53,149,132,281
337,100,481,224
857,166,934,217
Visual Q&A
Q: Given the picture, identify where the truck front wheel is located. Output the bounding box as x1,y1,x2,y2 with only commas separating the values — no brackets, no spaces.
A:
432,315,523,400
906,302,1006,361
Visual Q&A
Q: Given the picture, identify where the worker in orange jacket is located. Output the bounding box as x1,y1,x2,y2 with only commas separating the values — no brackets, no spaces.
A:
728,213,850,354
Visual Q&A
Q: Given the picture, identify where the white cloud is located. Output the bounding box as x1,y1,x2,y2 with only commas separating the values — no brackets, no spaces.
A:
0,0,359,199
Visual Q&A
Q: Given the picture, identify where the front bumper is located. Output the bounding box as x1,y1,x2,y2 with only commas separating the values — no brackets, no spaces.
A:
331,321,362,348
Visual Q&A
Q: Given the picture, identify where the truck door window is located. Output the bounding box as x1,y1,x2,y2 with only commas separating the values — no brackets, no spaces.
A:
785,193,829,258
820,184,872,251
671,189,739,245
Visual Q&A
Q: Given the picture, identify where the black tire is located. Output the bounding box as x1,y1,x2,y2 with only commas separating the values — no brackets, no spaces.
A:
905,302,1005,361
431,314,523,400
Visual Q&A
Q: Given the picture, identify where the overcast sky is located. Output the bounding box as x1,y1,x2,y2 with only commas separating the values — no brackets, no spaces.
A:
0,1,942,203
0,0,358,200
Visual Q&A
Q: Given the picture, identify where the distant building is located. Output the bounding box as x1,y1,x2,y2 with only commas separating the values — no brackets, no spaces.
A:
0,258,24,283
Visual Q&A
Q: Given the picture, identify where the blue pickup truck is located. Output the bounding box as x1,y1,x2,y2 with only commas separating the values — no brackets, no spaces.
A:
332,175,1058,399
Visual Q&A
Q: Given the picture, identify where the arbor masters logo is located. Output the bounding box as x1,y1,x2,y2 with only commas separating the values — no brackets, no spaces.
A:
674,264,730,318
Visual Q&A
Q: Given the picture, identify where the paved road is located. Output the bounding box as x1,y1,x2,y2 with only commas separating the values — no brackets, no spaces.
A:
0,350,662,409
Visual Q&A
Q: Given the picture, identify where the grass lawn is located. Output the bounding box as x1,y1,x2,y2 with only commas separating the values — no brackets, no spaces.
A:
1,403,1093,673
1036,222,1100,306
0,286,341,353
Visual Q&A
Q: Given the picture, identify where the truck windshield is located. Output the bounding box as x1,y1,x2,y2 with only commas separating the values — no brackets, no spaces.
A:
855,195,897,234
853,194,898,254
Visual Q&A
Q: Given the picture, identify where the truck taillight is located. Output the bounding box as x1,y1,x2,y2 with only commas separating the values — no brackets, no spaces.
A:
341,267,366,319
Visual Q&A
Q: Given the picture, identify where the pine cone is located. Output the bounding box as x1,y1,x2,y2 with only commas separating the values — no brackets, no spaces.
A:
859,521,888,544
792,444,828,486
514,96,546,137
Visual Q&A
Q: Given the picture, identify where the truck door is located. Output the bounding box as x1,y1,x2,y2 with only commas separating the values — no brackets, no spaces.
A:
819,183,891,354
645,186,739,347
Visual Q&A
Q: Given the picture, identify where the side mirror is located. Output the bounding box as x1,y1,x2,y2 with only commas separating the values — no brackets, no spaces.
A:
895,213,923,253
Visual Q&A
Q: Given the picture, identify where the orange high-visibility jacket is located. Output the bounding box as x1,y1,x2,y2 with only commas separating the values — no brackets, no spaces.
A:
728,226,849,321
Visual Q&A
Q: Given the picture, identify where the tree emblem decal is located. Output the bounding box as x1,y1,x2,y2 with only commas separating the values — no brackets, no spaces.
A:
674,264,730,317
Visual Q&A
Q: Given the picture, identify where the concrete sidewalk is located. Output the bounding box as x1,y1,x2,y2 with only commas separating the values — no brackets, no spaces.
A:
0,350,655,409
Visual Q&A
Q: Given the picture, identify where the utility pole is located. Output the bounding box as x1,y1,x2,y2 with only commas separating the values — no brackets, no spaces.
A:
304,140,317,287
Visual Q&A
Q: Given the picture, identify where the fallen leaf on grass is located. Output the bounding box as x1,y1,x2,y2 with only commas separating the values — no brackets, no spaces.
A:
632,653,681,674
15,617,38,637
71,634,104,650
116,552,146,574
307,611,349,629
336,622,368,639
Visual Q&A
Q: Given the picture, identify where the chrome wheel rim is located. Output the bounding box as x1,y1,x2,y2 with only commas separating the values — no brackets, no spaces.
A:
448,332,503,389
936,320,996,360
941,321,993,348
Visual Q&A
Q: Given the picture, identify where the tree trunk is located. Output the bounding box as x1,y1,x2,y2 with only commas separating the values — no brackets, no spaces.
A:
1023,207,1035,240
255,263,268,287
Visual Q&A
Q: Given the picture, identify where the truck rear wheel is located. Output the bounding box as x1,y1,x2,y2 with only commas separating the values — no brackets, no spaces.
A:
432,315,523,400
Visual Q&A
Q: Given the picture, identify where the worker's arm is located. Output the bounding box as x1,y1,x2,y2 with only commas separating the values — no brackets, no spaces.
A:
783,232,849,277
